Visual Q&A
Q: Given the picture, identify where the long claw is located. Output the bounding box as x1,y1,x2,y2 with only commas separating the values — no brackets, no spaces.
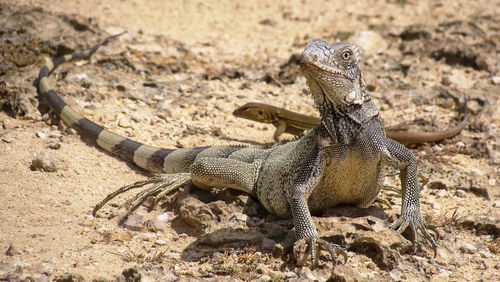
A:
293,237,347,268
93,173,190,216
390,210,438,256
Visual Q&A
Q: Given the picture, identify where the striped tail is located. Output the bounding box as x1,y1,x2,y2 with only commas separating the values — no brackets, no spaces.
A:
36,32,180,173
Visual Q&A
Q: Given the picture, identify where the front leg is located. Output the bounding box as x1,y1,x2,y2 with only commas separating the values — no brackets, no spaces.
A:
383,138,438,252
290,145,347,267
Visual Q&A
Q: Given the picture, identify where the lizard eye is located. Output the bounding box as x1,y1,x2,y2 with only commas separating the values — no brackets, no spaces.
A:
341,50,352,61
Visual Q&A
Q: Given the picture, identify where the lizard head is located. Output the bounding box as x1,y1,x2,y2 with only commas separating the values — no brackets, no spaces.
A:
300,39,369,109
233,102,274,123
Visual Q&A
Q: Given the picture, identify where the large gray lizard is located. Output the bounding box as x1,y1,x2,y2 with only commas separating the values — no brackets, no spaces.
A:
37,35,437,266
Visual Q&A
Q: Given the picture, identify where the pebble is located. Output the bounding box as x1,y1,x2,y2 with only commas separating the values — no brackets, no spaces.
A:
48,131,61,138
436,190,446,197
123,214,143,231
491,76,500,85
2,118,20,130
447,69,474,89
432,202,441,212
36,131,47,139
455,189,467,198
31,152,61,172
82,215,97,227
2,138,13,143
279,271,297,279
494,201,500,208
118,117,132,128
470,168,483,176
459,242,477,254
150,212,172,231
347,31,387,56
154,239,167,246
257,274,272,282
6,244,21,256
479,250,492,258
488,178,496,186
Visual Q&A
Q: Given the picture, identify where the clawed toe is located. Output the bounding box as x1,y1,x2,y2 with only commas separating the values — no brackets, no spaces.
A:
293,237,347,268
92,173,191,216
390,213,438,257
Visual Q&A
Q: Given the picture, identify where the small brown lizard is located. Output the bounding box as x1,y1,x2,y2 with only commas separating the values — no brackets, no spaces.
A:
233,101,467,145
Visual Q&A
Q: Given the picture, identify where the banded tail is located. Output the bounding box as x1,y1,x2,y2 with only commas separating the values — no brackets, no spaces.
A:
37,33,245,174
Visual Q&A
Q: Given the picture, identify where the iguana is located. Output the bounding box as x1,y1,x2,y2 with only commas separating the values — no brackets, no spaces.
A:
37,35,437,267
233,101,467,144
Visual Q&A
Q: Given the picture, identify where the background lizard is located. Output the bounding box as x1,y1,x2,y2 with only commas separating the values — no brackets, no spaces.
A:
233,101,467,144
37,36,437,267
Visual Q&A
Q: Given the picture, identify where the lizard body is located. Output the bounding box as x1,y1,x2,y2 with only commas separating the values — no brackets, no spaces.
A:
233,101,467,144
37,36,436,266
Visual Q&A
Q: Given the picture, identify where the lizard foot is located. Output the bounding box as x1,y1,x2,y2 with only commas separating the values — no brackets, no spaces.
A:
390,209,439,257
293,237,347,268
92,173,191,216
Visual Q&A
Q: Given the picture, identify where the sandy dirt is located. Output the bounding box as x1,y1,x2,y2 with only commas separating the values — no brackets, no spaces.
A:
0,0,499,280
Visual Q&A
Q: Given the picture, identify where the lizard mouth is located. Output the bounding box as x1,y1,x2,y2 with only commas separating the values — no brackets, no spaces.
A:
300,61,354,82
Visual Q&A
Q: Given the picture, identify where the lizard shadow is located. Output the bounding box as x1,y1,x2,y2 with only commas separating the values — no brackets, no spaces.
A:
173,185,392,264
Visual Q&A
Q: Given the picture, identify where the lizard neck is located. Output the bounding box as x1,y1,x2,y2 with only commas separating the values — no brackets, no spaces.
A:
316,90,381,145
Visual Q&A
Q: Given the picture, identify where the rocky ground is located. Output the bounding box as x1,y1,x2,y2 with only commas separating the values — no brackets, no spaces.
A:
0,0,499,281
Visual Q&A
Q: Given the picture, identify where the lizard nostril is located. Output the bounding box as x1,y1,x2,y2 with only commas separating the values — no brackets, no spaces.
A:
312,54,319,61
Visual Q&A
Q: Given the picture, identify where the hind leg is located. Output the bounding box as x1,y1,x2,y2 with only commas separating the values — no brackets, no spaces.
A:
93,157,261,216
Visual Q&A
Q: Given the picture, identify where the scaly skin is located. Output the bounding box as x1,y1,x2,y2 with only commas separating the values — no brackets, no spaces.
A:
37,36,437,268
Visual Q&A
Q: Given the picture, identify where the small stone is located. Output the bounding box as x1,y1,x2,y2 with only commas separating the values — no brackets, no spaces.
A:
424,106,434,112
466,100,482,115
36,131,47,139
2,138,13,143
257,274,272,282
455,190,467,198
447,69,474,88
2,118,20,130
48,131,62,138
470,168,483,176
154,239,167,246
436,190,446,197
427,180,450,190
479,250,493,258
489,178,496,186
6,244,20,256
347,31,387,56
494,201,500,208
491,76,500,85
82,215,97,227
149,212,171,231
432,202,441,212
123,214,143,231
456,141,465,148
441,76,452,86
118,117,131,128
31,152,61,172
48,142,62,150
279,271,297,279
459,242,477,254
